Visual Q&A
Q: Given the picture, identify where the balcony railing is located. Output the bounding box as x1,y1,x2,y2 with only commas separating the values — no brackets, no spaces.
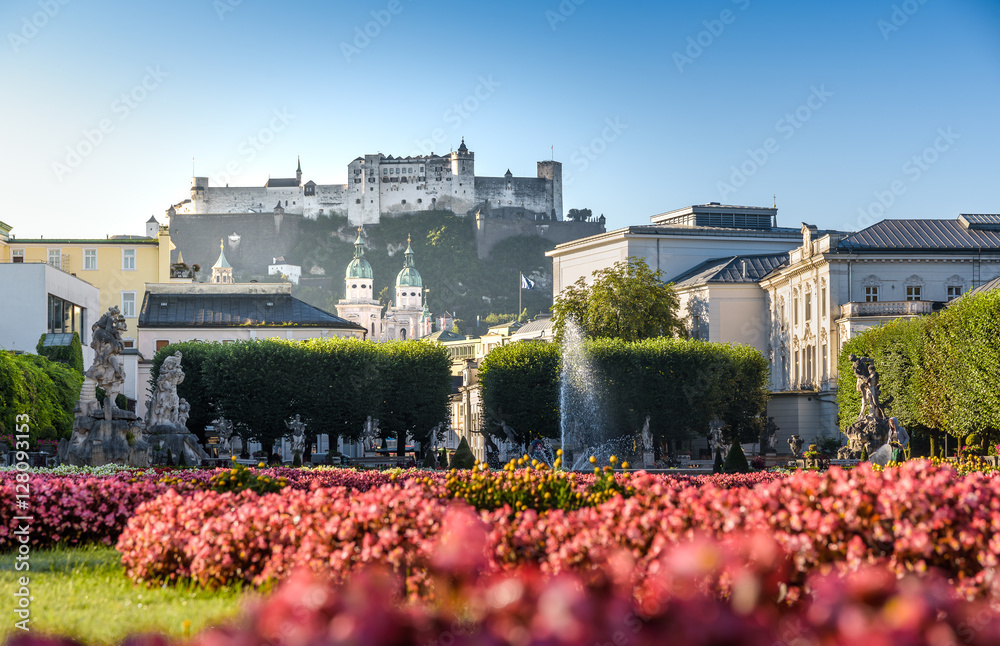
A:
840,300,936,318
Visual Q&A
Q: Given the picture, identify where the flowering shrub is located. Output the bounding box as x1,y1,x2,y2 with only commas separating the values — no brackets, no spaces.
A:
114,460,1000,602
18,523,1000,646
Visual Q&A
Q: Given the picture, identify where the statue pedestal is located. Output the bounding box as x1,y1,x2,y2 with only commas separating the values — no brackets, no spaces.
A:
59,412,149,467
642,451,655,469
147,424,209,466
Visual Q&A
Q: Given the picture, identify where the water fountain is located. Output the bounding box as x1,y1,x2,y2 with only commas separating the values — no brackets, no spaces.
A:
558,320,642,470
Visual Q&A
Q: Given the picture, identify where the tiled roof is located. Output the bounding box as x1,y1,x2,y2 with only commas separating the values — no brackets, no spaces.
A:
670,253,790,288
138,293,364,329
838,219,1000,252
962,276,1000,299
424,329,466,342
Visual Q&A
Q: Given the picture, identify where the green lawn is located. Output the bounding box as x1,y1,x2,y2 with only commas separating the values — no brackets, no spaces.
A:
1,546,250,644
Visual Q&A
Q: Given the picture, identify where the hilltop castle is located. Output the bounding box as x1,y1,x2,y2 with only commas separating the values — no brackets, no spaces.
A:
172,139,563,226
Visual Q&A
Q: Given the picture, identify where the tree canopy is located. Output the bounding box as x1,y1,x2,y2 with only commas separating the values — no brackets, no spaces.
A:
551,257,685,342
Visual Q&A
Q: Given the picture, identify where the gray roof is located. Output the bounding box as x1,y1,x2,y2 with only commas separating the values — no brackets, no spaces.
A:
137,293,364,330
264,178,299,188
959,214,1000,229
962,276,1000,299
838,219,1000,252
514,317,554,336
424,329,466,342
671,253,790,288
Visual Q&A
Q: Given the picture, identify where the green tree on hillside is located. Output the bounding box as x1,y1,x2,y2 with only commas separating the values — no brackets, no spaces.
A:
552,257,685,342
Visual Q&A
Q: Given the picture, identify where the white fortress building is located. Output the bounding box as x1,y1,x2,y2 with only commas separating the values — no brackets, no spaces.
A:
173,139,563,226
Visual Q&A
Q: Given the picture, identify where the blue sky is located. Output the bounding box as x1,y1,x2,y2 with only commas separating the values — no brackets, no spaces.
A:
1,0,997,238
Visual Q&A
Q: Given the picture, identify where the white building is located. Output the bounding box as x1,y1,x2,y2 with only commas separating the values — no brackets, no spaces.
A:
759,215,1000,445
0,260,100,367
547,203,805,295
268,256,301,284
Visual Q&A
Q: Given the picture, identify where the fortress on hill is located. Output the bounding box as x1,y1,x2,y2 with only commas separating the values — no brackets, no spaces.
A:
167,140,604,269
172,139,566,226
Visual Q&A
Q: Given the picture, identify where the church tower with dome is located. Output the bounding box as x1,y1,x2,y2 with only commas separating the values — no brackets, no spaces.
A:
383,235,429,340
336,231,432,341
335,228,383,340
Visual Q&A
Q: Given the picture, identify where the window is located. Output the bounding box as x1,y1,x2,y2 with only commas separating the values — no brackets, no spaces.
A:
155,340,170,352
123,339,135,349
356,199,361,204
793,350,800,386
11,249,24,263
83,249,97,270
793,297,799,326
820,286,827,318
865,286,878,302
47,295,84,336
47,248,61,269
805,293,812,322
821,343,828,380
905,286,921,301
121,291,136,317
122,248,136,271
947,286,962,301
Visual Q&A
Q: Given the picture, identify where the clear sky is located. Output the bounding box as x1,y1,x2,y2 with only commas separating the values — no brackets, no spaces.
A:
1,0,997,238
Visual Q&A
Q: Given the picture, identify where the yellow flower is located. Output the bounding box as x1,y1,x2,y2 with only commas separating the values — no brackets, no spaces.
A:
589,456,597,464
622,461,630,469
230,456,237,461
609,455,617,464
556,449,563,456
258,462,265,468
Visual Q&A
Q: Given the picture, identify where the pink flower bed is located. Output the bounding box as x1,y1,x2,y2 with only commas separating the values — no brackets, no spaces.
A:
16,517,1000,646
116,461,1000,602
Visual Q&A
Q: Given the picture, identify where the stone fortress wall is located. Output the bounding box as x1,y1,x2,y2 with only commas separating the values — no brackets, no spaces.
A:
173,141,563,226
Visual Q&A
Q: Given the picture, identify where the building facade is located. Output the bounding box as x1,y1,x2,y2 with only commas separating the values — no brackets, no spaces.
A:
0,217,178,351
173,140,563,226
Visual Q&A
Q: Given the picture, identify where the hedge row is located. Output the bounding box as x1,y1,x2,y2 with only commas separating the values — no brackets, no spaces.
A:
0,351,82,441
838,289,1000,444
478,337,769,447
150,338,452,456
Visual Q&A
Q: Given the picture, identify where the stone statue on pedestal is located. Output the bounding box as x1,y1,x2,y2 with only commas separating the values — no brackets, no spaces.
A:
59,307,149,467
145,351,209,465
287,414,307,458
787,434,803,457
838,355,894,460
213,417,234,458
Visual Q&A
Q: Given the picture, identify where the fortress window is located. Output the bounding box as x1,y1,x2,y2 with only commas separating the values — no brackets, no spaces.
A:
417,199,422,204
432,198,436,203
352,284,357,289
356,199,361,204
401,199,406,204
285,200,288,206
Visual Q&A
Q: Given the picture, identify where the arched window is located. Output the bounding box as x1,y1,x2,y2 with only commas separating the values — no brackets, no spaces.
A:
400,328,407,340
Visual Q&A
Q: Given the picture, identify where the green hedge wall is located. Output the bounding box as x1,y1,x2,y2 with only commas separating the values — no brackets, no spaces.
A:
479,338,770,449
151,338,452,456
838,289,1000,445
0,351,83,441
36,332,84,374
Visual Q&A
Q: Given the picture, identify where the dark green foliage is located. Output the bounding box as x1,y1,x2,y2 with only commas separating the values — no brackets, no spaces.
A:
421,449,437,469
375,341,453,456
838,290,1000,444
723,442,750,474
166,449,174,466
36,332,84,373
551,257,685,342
0,352,82,440
479,341,561,446
451,436,476,469
292,451,302,468
150,342,222,444
479,337,770,453
859,445,869,462
289,211,554,328
713,447,724,474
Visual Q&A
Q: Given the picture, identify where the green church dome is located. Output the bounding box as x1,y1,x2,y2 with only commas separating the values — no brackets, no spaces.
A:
346,228,373,279
395,235,422,287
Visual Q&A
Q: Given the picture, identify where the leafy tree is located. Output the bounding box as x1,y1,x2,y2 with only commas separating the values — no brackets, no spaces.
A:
552,257,685,342
205,340,300,457
374,341,452,456
295,338,381,459
566,208,593,222
479,341,561,447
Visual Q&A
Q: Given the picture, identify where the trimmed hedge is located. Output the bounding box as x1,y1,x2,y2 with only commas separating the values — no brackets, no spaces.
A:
839,289,1000,446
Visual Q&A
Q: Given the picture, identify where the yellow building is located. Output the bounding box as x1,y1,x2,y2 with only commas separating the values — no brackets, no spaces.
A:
0,217,177,349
